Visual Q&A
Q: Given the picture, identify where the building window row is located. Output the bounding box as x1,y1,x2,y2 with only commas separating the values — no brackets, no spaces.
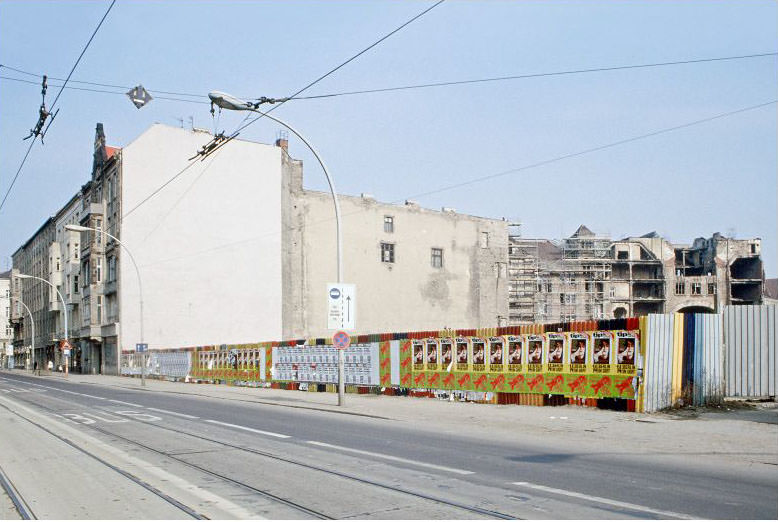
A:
379,243,446,269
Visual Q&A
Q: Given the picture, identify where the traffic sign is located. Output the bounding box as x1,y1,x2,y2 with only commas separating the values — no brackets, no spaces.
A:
327,283,356,330
61,341,71,351
332,331,351,350
63,349,71,357
136,343,148,352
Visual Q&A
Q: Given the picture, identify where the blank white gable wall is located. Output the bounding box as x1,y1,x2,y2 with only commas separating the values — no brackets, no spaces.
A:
119,125,283,350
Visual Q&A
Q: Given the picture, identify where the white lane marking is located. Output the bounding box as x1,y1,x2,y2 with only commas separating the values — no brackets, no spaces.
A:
147,407,199,419
204,420,290,439
108,399,144,407
113,410,162,422
1,395,263,519
306,441,475,476
82,411,129,424
510,482,695,519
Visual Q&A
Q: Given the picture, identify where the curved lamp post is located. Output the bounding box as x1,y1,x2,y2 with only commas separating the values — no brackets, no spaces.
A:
18,299,35,372
208,91,346,405
17,273,68,376
65,224,146,385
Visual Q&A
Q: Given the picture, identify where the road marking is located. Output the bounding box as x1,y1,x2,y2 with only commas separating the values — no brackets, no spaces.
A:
510,482,694,519
147,407,199,419
204,420,290,439
306,441,475,475
108,399,144,407
82,411,129,423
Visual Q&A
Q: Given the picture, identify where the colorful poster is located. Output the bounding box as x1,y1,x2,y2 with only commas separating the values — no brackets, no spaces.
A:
546,333,565,373
526,335,543,373
455,338,469,371
413,341,425,371
440,339,453,371
488,337,504,372
568,333,588,373
426,339,439,371
471,338,486,372
507,336,522,373
592,331,613,374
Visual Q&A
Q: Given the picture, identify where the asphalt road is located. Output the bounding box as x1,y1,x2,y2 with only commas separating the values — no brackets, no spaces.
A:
0,371,776,519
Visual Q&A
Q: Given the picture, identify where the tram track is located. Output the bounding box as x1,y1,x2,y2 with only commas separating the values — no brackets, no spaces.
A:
0,461,35,520
6,384,519,520
0,400,208,520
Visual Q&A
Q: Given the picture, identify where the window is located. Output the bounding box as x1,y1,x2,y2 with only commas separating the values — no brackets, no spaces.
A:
691,282,702,295
107,256,116,282
675,281,685,295
431,248,443,268
94,219,103,245
708,283,716,295
73,275,79,294
384,216,394,233
74,242,79,260
480,232,489,248
82,260,90,285
380,242,395,263
95,257,102,283
96,296,103,324
751,243,757,254
617,250,628,260
82,297,91,325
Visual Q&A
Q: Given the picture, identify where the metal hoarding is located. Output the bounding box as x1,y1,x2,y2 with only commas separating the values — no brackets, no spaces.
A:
724,305,777,398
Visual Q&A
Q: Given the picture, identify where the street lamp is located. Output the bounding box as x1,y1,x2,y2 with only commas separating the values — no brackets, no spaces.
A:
65,224,147,385
208,91,346,406
17,273,68,376
18,299,35,373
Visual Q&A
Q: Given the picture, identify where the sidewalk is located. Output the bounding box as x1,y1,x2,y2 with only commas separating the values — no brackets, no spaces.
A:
13,370,776,467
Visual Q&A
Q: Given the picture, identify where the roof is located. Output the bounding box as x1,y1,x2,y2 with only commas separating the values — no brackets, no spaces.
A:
571,224,595,238
0,270,10,279
641,231,660,238
105,146,119,159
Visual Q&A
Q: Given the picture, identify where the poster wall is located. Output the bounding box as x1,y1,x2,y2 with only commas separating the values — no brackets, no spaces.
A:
399,331,640,399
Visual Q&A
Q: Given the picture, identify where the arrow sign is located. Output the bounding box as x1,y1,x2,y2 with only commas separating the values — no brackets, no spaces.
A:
326,283,356,330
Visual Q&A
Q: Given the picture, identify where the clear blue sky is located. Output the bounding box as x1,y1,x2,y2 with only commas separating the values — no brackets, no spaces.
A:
1,0,776,276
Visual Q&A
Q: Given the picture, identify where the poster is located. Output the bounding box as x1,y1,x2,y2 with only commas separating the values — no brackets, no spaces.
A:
488,337,504,372
455,338,469,371
546,333,565,373
471,338,486,372
507,336,522,373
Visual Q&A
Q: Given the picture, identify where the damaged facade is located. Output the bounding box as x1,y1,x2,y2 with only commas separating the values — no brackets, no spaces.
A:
507,226,764,324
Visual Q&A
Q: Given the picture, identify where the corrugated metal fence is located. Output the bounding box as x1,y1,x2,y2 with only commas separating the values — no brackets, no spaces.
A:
724,305,776,398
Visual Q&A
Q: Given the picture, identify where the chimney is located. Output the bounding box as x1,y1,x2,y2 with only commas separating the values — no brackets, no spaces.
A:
275,137,288,152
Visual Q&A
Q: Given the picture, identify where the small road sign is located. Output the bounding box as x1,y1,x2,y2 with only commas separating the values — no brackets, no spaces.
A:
63,349,71,357
126,85,153,109
327,283,356,330
61,341,72,351
332,331,351,350
136,343,148,352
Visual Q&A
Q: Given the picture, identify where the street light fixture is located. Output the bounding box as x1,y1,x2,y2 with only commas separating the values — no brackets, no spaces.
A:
17,273,68,376
65,224,147,385
208,91,346,406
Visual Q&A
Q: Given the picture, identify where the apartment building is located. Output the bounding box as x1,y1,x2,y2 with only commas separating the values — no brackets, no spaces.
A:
507,226,765,324
1,271,13,368
10,124,509,373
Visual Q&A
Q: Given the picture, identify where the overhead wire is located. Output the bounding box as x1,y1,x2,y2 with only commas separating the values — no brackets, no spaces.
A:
0,0,117,215
137,98,777,268
2,51,775,107
121,0,447,222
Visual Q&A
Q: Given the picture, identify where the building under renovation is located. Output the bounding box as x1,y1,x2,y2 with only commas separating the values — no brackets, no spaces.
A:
507,225,765,324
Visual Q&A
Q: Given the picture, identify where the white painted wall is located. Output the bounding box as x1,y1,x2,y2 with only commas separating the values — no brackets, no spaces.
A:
119,125,283,350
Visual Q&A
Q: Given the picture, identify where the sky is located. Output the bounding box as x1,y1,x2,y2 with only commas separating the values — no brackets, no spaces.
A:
0,0,776,276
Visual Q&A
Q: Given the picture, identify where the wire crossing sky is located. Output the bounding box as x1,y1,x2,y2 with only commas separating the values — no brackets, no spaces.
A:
0,1,776,275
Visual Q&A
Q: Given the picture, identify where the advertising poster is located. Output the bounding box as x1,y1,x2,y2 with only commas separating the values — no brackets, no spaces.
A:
488,337,504,372
400,340,413,387
592,331,613,372
455,338,469,371
471,338,486,372
546,333,565,372
440,339,453,372
426,339,439,371
507,336,522,373
568,333,588,371
526,335,543,371
413,341,425,371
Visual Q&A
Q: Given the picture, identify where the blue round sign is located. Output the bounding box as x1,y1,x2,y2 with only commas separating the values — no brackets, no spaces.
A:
329,288,341,299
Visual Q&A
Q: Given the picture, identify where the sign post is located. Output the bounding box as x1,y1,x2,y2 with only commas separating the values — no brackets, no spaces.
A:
62,341,71,377
327,283,356,407
136,343,148,386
